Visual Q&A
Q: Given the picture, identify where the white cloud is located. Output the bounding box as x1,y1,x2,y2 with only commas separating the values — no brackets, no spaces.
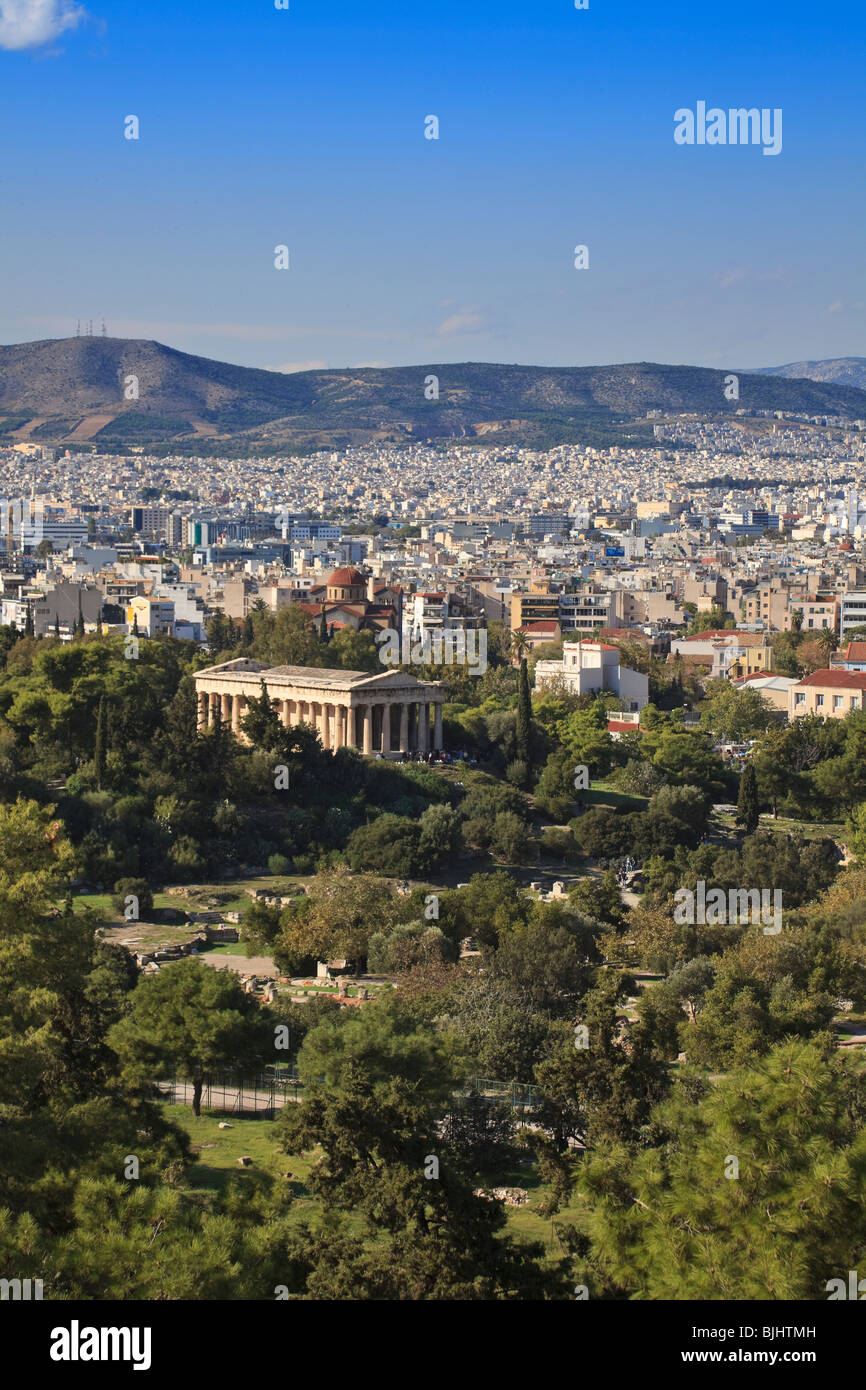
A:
0,0,86,51
826,300,844,314
269,360,327,373
712,268,746,290
438,308,486,337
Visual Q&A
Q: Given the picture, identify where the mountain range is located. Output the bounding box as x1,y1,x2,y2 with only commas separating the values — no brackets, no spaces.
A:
751,358,866,391
1,338,865,455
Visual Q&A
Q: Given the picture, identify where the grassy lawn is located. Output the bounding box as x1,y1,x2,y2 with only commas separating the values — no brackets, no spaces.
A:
70,876,314,918
475,1156,584,1255
163,1107,370,1233
166,1109,286,1193
163,1105,578,1258
586,780,649,811
713,811,846,842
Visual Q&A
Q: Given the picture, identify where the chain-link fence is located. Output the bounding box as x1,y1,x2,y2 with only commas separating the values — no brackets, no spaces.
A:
156,1068,542,1119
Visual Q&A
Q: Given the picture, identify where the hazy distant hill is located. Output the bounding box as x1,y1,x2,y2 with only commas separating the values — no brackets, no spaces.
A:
755,358,866,391
2,337,865,454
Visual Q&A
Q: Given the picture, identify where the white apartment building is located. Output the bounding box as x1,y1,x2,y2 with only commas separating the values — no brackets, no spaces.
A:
558,591,616,633
840,591,866,639
534,641,649,711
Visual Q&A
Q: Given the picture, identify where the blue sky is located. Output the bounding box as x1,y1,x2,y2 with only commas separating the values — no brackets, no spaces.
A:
1,0,863,371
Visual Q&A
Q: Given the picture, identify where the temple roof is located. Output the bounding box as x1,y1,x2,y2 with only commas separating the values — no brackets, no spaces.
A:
195,658,442,694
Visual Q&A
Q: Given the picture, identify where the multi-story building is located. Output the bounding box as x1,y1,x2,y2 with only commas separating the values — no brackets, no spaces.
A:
127,595,175,637
557,590,616,633
840,591,866,639
510,587,561,630
742,584,788,631
31,581,103,637
789,669,866,719
535,641,649,711
786,596,839,633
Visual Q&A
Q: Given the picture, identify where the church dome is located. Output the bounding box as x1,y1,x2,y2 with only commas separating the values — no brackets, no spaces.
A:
328,567,365,587
326,567,368,603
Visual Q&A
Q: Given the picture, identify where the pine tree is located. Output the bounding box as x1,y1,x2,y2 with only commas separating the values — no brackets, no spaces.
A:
737,761,760,834
571,1041,866,1300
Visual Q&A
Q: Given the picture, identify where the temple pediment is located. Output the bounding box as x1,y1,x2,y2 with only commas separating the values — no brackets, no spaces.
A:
348,669,440,691
196,660,441,695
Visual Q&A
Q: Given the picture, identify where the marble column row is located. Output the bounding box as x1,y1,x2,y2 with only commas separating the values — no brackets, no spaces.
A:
197,690,444,755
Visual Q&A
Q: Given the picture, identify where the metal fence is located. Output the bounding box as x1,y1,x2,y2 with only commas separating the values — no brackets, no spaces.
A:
457,1077,542,1113
156,1068,541,1119
156,1064,302,1116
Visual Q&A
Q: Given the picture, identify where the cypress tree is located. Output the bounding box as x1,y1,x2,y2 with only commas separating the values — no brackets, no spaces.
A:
24,606,34,638
53,615,60,639
516,657,532,773
94,696,106,791
737,761,760,835
319,608,329,643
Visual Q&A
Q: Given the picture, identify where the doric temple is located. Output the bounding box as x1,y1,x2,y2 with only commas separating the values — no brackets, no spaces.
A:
193,659,445,755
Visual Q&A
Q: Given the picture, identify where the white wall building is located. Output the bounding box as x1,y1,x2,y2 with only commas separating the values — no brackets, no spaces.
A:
840,591,866,639
534,641,649,711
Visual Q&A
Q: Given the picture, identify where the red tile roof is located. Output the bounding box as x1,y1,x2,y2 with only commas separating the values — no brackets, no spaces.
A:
608,719,642,733
844,642,866,661
796,669,866,689
328,567,366,586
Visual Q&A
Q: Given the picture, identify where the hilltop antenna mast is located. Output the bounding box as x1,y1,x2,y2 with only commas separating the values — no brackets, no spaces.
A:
75,320,80,337
101,319,107,336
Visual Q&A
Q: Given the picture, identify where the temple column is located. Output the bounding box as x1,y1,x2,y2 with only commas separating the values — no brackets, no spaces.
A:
209,692,220,727
363,704,373,755
399,702,409,753
418,701,429,753
381,703,391,755
281,698,291,728
221,692,231,725
333,705,345,750
433,702,443,751
197,691,208,731
345,704,357,749
321,703,332,750
234,693,247,737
